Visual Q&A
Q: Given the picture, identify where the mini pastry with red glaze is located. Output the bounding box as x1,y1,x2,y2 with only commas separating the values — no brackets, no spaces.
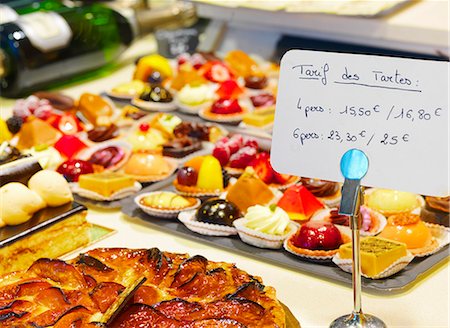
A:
285,221,350,259
300,177,341,207
311,206,387,236
200,98,247,123
56,159,96,182
212,134,259,175
250,152,299,189
277,184,325,221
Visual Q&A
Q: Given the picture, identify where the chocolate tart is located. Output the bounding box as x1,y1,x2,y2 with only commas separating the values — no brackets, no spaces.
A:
87,124,119,143
421,196,449,227
162,137,202,158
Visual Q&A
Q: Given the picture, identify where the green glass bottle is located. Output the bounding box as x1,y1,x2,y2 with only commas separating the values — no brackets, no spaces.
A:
0,2,196,98
0,0,65,24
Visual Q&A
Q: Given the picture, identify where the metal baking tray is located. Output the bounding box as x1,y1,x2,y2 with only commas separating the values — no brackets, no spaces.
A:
121,176,449,293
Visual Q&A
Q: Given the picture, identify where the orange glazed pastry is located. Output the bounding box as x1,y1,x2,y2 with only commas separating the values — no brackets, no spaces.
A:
226,167,275,213
0,248,286,327
78,93,113,126
16,117,61,150
379,213,436,255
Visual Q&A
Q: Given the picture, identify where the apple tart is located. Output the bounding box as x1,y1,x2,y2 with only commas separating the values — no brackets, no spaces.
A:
0,247,286,327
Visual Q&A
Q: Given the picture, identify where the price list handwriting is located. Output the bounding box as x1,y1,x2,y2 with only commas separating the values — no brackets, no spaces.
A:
296,97,444,122
292,128,410,147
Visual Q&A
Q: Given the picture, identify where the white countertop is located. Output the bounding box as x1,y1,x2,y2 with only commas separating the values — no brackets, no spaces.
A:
2,35,449,328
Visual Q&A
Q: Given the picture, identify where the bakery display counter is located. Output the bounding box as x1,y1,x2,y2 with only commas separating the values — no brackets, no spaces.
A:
80,206,449,327
1,36,449,327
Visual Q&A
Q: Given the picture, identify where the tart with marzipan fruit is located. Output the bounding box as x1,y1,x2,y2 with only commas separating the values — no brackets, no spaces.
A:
174,155,228,197
0,248,286,327
136,191,200,218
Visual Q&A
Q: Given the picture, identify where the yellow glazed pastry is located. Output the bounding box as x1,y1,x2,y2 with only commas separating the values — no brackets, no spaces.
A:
111,80,145,97
379,214,432,250
127,125,166,152
0,119,12,142
28,170,73,207
141,192,192,209
366,188,420,215
243,112,274,127
197,155,223,190
78,173,135,197
339,236,407,277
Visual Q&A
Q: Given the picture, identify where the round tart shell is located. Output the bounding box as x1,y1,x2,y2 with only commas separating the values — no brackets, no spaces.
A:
199,106,248,124
233,218,299,249
135,192,201,219
178,210,238,236
121,157,178,183
131,98,177,112
284,229,351,260
173,179,224,197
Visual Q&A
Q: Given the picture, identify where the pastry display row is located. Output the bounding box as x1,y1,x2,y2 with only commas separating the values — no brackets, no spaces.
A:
0,49,448,325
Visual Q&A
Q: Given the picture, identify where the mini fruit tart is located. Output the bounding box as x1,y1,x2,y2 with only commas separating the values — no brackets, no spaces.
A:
178,198,240,236
106,80,146,100
132,84,177,112
175,83,214,115
135,191,200,219
284,221,351,261
77,140,131,172
379,213,448,257
174,155,229,197
121,152,178,183
162,137,202,159
199,98,248,124
310,206,387,236
233,205,299,249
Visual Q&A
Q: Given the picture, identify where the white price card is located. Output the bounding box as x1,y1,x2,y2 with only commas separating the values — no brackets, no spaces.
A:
271,50,449,197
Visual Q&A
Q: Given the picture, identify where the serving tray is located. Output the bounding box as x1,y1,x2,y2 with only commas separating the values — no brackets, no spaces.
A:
121,177,449,293
0,202,87,247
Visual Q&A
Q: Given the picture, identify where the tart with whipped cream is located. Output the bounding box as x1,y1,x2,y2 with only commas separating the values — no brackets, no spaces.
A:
233,205,298,249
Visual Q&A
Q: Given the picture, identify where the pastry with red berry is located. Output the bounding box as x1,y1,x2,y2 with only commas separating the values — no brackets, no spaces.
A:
284,221,350,260
250,152,299,190
212,134,259,176
199,98,248,124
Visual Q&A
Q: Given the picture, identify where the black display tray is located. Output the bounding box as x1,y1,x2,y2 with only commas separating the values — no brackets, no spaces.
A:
121,176,449,293
0,202,87,248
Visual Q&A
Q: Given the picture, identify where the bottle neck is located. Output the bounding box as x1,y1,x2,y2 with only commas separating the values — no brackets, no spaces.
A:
112,1,197,39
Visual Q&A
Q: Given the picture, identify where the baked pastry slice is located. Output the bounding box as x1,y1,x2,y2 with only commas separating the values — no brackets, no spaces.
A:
0,248,286,327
